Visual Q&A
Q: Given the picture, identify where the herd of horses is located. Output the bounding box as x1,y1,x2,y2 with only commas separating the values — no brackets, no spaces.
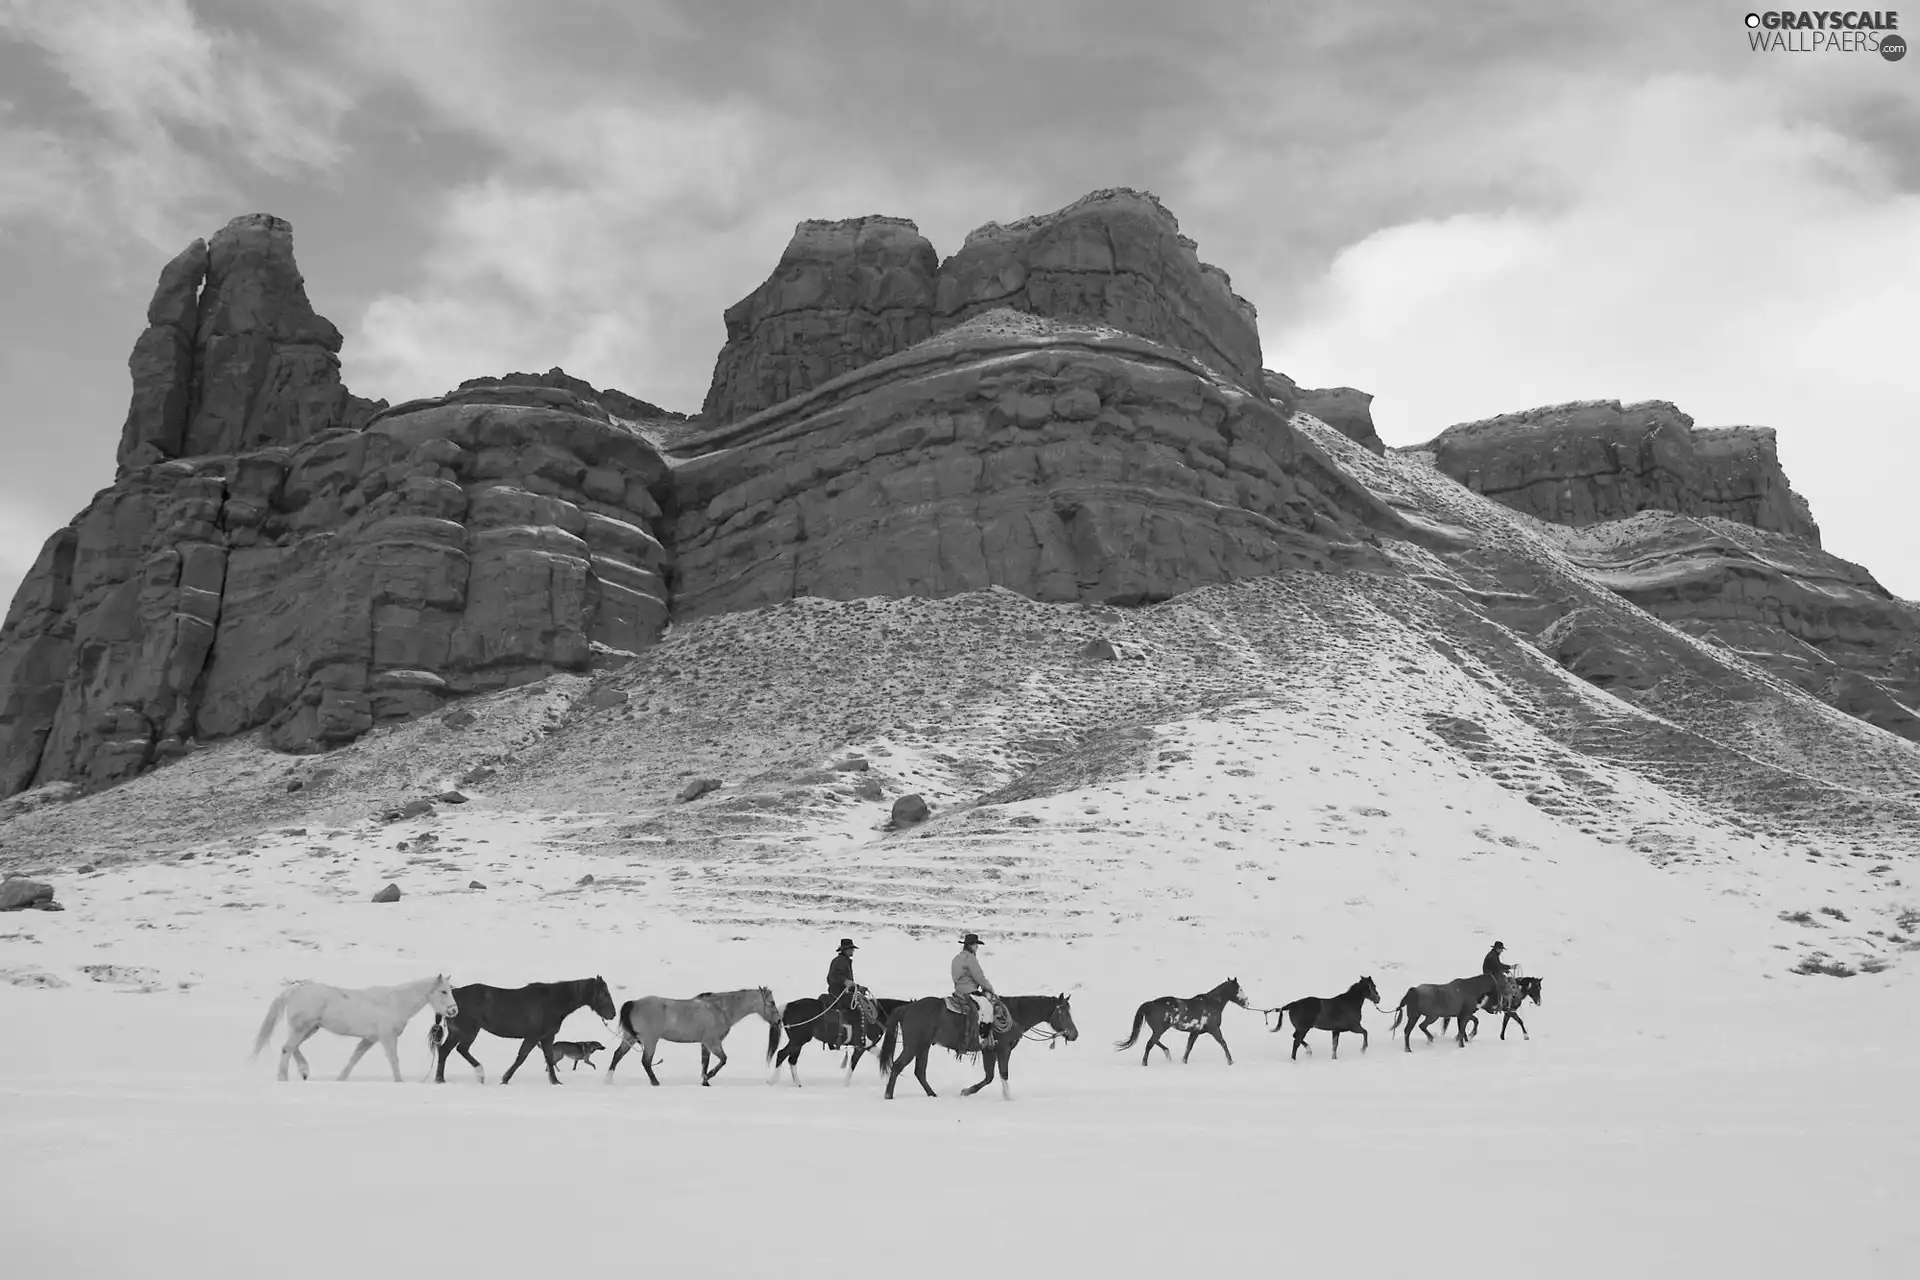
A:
248,964,1543,1100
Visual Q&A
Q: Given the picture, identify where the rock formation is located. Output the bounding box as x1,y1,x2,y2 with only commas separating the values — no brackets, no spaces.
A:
1419,400,1819,541
0,214,671,796
117,214,381,471
1263,371,1385,455
8,193,1918,800
702,217,940,426
667,310,1406,621
701,190,1266,430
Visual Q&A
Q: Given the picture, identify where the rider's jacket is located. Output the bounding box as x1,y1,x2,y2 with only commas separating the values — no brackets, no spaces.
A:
1482,947,1513,977
827,952,854,995
951,948,993,997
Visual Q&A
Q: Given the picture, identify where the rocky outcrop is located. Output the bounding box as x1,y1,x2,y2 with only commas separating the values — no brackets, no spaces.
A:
1559,514,1920,740
700,191,1266,429
2,275,671,794
117,214,381,472
934,189,1264,393
1264,371,1385,455
666,310,1405,621
459,368,689,425
702,217,939,426
1420,400,1820,541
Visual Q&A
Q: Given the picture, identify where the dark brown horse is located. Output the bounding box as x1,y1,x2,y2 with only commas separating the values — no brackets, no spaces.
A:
1114,978,1251,1066
879,994,1079,1100
1268,976,1382,1061
1389,974,1499,1050
427,976,616,1084
767,992,906,1086
1481,975,1543,1040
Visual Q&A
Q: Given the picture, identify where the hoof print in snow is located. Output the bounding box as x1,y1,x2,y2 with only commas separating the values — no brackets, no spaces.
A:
890,794,931,828
371,883,402,904
679,778,721,802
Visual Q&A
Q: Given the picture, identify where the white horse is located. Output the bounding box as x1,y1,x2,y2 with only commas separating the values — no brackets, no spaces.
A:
251,974,458,1082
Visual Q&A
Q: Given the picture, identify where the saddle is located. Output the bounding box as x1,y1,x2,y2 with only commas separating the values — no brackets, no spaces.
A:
946,994,1008,1055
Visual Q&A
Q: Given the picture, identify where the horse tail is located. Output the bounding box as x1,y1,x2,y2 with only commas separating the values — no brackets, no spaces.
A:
426,1015,444,1061
879,1007,903,1073
250,983,297,1060
1389,989,1410,1032
1114,1001,1151,1050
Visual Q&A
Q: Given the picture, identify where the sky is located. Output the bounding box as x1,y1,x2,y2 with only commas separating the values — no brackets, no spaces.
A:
1,0,1916,602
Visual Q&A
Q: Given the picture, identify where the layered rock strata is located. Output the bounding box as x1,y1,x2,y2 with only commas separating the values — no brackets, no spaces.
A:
1421,400,1819,541
667,310,1405,621
0,217,671,797
701,190,1265,429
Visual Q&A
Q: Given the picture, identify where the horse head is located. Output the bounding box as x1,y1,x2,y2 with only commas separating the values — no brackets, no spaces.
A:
1525,977,1543,1006
589,975,616,1022
430,974,459,1020
757,986,780,1024
1228,978,1250,1008
1048,994,1079,1042
1359,976,1382,1007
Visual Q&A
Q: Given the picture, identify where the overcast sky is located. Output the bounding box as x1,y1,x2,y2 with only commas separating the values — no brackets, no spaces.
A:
2,0,1916,603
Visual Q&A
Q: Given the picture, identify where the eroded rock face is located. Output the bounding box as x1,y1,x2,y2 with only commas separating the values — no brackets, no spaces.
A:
935,189,1264,392
667,310,1403,621
459,368,689,425
3,381,671,795
1264,371,1385,455
1560,513,1920,740
702,217,939,426
700,191,1268,429
117,215,381,472
1421,400,1820,542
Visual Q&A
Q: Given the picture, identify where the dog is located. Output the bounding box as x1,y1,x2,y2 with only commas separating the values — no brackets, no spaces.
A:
549,1040,606,1070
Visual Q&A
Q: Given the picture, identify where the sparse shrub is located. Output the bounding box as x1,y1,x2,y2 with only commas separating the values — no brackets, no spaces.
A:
1779,911,1818,926
1792,956,1856,977
1819,907,1850,921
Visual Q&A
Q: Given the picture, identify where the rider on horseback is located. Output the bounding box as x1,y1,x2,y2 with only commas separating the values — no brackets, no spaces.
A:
951,932,997,1055
825,938,862,1047
1482,940,1518,1008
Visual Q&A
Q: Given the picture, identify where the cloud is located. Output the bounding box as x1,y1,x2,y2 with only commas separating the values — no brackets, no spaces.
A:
0,0,356,253
1263,72,1920,596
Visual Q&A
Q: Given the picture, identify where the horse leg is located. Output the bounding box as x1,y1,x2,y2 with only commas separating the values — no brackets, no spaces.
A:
1211,1028,1234,1066
641,1039,661,1087
500,1037,539,1085
1142,1023,1163,1066
706,1043,729,1085
961,1041,998,1097
379,1034,404,1082
914,1045,936,1098
338,1037,377,1081
1357,1026,1369,1054
1182,1031,1201,1064
455,1033,486,1084
1291,1022,1307,1061
605,1035,633,1080
1417,1014,1437,1044
884,1042,906,1100
540,1038,560,1084
280,1020,319,1081
1331,1030,1341,1061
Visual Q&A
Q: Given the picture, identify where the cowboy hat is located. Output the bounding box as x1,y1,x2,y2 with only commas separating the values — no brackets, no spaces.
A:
837,938,857,951
960,932,984,947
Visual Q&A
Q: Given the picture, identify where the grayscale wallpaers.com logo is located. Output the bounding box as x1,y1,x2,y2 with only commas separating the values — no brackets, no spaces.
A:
1745,11,1907,58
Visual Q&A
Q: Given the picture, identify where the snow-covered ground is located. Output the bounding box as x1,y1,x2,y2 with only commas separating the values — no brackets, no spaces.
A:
6,689,1918,1278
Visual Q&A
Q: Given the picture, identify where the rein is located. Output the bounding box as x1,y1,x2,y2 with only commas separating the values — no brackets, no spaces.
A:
782,987,859,1029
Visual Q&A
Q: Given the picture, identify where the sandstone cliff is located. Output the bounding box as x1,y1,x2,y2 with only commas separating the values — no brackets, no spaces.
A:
1419,400,1820,541
1263,371,1385,455
700,190,1265,430
118,214,382,471
0,217,671,796
667,310,1405,621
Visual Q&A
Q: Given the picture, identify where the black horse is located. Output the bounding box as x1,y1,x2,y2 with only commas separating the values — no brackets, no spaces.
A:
428,976,616,1084
1480,975,1543,1040
879,994,1079,1100
1268,976,1382,1061
1114,977,1251,1066
767,991,906,1086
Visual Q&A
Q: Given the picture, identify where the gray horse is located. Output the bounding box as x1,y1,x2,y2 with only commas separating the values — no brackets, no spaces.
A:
605,987,780,1086
1389,974,1499,1051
